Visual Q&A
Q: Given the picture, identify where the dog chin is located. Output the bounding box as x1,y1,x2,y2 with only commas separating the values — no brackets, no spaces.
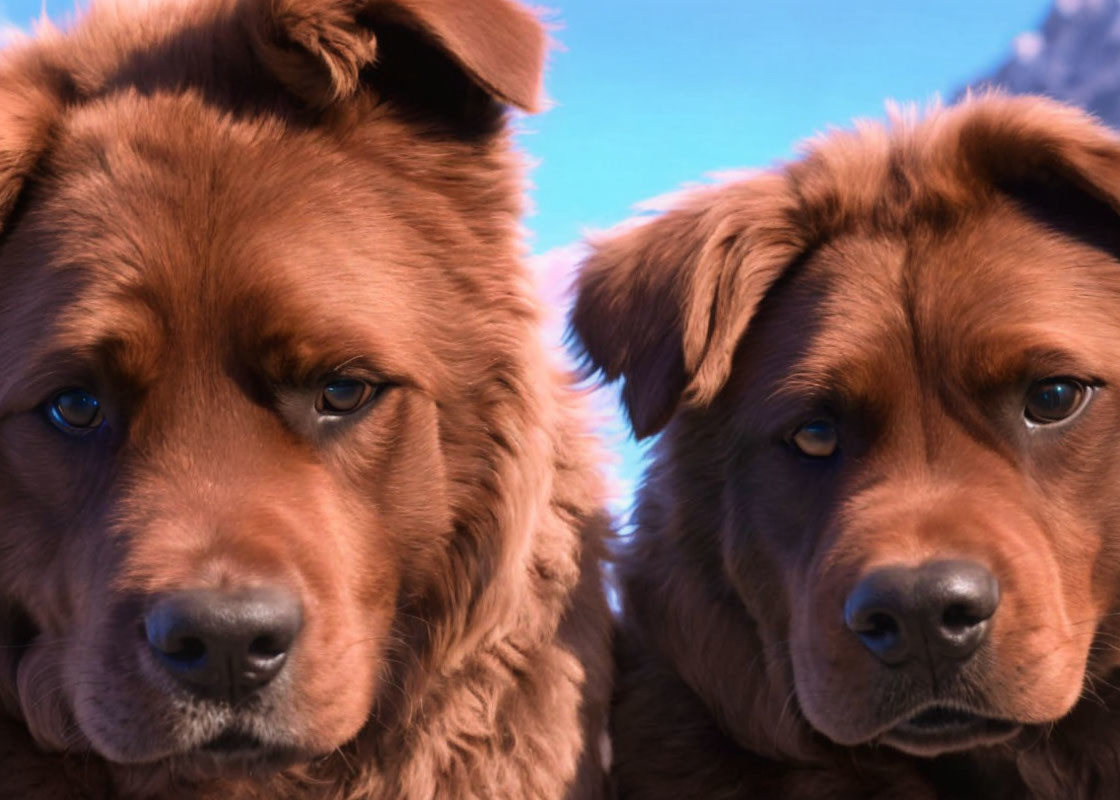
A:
169,735,308,779
102,728,314,783
70,688,318,771
103,745,310,792
874,705,1022,757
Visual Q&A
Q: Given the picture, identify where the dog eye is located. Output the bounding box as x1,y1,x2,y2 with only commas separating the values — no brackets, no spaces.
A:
316,379,375,415
1025,378,1089,425
791,420,838,458
46,389,105,433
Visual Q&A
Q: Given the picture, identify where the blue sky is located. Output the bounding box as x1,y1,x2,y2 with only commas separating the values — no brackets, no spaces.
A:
527,0,1054,251
1,0,1056,513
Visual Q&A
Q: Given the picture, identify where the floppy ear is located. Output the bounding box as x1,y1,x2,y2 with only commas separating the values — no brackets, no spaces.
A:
953,94,1120,209
940,94,1120,275
570,175,807,439
249,0,545,113
0,60,63,235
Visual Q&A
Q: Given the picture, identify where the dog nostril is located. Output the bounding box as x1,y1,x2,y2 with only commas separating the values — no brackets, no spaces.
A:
922,560,999,660
862,612,900,639
165,635,207,664
844,567,917,665
941,603,983,632
248,634,286,659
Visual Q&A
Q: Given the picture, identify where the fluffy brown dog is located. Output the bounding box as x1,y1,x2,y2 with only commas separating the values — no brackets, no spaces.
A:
572,94,1120,799
0,1,613,798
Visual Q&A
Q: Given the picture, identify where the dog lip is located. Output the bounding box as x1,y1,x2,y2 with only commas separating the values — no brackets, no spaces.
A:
901,704,989,730
145,728,310,778
198,729,277,756
878,703,1021,755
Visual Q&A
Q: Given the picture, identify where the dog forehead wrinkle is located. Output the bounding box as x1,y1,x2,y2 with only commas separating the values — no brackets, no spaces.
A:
900,236,937,465
228,270,432,388
905,211,1120,384
47,92,369,248
39,90,502,330
758,236,912,409
22,140,434,389
0,288,167,409
752,230,1056,472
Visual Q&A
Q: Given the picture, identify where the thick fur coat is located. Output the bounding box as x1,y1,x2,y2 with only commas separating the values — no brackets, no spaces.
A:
0,0,612,797
573,95,1120,799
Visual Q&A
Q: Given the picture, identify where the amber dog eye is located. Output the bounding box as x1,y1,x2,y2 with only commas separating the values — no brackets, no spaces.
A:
791,420,838,458
46,389,105,434
317,379,375,415
1025,378,1089,425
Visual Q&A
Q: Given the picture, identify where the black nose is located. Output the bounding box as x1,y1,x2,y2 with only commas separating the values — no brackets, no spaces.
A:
843,560,999,667
144,587,302,702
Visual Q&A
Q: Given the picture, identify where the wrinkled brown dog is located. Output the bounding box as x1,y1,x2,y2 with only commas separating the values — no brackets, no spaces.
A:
573,95,1120,799
0,0,612,798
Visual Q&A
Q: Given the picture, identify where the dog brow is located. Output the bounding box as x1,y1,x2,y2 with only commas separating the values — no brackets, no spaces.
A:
766,357,871,408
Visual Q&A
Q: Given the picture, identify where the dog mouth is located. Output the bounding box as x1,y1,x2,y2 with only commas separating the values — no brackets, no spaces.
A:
200,729,272,755
112,727,309,784
189,728,303,769
879,704,1021,756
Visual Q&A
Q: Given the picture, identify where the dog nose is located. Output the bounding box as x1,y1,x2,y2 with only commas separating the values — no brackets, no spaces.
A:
144,587,302,702
843,560,999,667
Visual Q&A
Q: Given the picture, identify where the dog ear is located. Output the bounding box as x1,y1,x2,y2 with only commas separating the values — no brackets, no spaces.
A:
0,58,64,236
249,0,545,113
570,176,806,439
955,94,1120,230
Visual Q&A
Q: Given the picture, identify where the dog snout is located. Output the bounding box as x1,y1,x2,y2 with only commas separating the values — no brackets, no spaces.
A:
843,560,1000,667
143,587,303,702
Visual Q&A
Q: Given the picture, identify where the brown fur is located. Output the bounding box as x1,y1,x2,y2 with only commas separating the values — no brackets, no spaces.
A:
572,94,1120,799
0,0,612,797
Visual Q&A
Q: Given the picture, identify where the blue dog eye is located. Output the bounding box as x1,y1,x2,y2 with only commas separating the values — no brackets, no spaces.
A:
46,389,104,433
792,420,838,458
